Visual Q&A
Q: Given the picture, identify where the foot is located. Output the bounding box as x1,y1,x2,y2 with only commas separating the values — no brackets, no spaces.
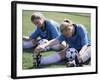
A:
67,60,76,67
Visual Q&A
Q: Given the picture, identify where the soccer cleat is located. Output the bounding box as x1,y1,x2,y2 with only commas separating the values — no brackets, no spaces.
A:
36,54,42,68
33,54,42,68
67,60,76,67
75,55,83,67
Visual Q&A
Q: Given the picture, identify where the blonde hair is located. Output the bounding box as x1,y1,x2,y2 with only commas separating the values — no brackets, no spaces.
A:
60,19,74,32
31,12,45,22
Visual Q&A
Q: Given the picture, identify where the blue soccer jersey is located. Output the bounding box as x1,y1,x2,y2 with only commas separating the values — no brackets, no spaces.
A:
30,19,61,40
57,24,90,51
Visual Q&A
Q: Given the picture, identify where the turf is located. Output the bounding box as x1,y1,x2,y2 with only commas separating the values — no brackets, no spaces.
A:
22,11,91,69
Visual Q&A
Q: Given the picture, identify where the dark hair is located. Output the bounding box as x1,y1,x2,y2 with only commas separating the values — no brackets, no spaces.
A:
64,19,76,26
31,12,45,22
64,19,73,24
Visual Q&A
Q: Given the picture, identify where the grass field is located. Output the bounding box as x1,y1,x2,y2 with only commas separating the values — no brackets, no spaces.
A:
22,11,91,69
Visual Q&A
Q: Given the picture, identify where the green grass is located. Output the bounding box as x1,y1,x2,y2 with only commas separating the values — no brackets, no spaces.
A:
22,11,91,69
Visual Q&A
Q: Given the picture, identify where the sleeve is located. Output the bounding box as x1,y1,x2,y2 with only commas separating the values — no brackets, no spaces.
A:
78,24,89,46
29,28,39,39
56,35,65,43
48,20,60,38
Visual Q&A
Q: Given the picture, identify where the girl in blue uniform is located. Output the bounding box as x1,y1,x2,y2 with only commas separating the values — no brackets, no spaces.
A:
23,12,66,50
35,19,91,66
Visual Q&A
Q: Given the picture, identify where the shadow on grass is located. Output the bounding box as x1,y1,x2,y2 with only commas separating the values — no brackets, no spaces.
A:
23,49,91,70
23,48,34,53
23,48,58,54
26,60,67,69
26,59,91,69
42,60,67,68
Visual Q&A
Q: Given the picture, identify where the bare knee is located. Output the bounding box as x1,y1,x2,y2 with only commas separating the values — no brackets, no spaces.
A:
78,46,91,63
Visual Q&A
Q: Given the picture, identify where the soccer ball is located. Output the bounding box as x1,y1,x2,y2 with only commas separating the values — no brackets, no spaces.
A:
66,48,78,61
38,39,50,51
38,39,49,45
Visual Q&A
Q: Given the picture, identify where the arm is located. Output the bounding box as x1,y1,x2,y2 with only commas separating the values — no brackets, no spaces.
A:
43,39,60,48
23,27,40,41
78,24,89,46
34,34,65,53
29,28,40,40
34,39,60,53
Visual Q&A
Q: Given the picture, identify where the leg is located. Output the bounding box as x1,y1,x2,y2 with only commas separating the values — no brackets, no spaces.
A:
40,49,66,65
23,40,33,49
40,52,61,65
80,46,91,63
23,38,38,49
76,46,91,66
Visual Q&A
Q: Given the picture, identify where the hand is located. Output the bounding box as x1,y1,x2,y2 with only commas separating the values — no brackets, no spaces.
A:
34,45,45,53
